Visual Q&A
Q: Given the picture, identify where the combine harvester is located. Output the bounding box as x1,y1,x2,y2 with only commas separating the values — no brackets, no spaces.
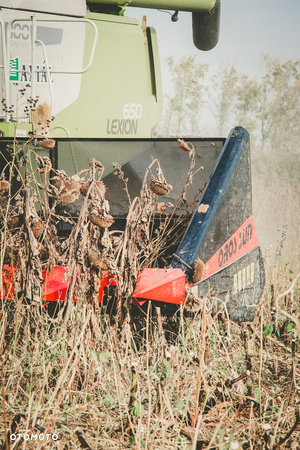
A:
0,0,264,322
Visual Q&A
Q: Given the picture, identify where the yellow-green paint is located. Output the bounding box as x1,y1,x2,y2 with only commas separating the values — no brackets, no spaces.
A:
0,122,32,137
50,12,163,138
87,0,216,13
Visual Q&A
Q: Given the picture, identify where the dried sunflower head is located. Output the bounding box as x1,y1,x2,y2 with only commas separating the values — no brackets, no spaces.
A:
192,258,205,284
88,247,108,270
53,177,80,204
0,180,10,190
89,213,114,229
59,191,80,204
31,218,45,238
150,178,173,196
89,160,104,172
80,181,106,199
8,213,23,230
39,139,56,150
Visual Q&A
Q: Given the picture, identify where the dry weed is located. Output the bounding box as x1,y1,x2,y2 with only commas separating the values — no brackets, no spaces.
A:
1,140,300,449
0,262,299,449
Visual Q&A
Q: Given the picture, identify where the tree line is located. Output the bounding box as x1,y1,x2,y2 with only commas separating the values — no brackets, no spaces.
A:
159,54,300,155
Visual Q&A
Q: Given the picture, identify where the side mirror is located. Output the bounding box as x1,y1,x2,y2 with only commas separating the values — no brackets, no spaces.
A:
192,0,220,51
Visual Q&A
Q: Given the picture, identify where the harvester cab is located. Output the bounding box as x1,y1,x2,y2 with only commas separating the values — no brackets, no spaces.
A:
0,0,265,322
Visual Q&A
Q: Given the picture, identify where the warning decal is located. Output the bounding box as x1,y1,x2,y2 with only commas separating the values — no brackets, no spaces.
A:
202,215,259,280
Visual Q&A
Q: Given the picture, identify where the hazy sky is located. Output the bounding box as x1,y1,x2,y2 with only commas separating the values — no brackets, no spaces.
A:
126,0,300,118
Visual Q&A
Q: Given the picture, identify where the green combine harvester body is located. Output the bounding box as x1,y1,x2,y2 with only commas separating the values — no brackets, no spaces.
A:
0,0,265,322
0,0,219,138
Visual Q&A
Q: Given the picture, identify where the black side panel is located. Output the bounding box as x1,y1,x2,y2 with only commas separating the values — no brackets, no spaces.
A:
198,247,265,322
54,138,224,218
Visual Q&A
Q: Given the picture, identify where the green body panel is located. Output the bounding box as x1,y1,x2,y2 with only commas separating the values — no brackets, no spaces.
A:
50,12,163,138
87,0,216,13
0,122,32,137
0,1,219,139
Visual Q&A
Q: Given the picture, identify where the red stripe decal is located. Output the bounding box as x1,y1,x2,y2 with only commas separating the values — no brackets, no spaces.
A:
203,215,259,280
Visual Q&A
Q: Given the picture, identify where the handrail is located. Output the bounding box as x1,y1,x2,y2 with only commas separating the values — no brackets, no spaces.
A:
5,16,98,116
0,17,9,121
31,15,36,101
8,16,98,74
35,38,54,108
33,18,99,75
